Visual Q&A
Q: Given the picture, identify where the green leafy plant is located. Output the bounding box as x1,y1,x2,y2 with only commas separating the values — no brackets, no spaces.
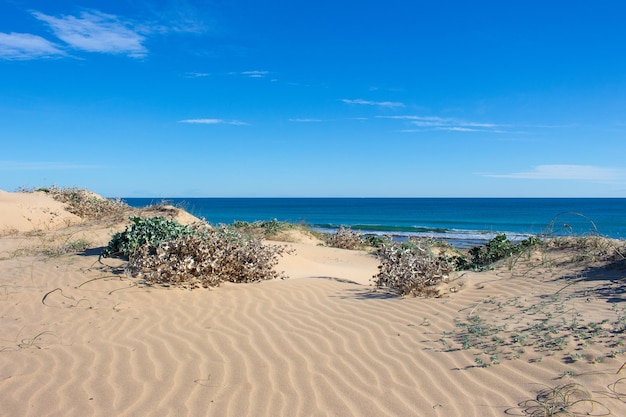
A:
467,234,542,270
101,216,194,259
362,234,391,248
445,294,626,368
468,233,513,268
231,219,293,238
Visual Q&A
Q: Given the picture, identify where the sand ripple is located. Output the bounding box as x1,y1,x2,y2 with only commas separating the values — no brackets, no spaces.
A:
2,238,626,416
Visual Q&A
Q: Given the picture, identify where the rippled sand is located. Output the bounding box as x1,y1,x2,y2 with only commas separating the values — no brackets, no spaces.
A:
1,190,625,416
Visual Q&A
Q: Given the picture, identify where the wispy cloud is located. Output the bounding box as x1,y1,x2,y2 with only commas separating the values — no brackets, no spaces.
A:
437,126,479,132
0,161,103,170
227,70,271,79
484,165,623,181
241,70,269,78
4,6,211,61
0,32,65,60
179,118,248,125
342,99,405,108
379,115,505,132
183,71,210,78
289,118,323,123
32,10,147,58
142,2,210,35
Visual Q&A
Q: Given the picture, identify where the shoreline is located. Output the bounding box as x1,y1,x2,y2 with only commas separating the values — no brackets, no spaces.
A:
122,196,626,242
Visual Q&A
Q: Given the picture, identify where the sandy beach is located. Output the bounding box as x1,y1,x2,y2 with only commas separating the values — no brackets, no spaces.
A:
1,190,626,417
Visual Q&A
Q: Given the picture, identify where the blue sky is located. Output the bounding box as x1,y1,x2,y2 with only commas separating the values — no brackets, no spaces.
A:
1,0,625,197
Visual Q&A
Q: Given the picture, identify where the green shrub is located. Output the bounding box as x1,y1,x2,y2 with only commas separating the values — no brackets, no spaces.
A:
362,234,391,248
467,234,542,270
468,233,512,268
101,216,194,259
231,219,292,238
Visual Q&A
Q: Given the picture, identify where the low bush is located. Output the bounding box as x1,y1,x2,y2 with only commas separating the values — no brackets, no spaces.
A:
44,186,128,219
373,238,459,297
101,216,194,259
468,234,541,270
102,216,288,288
326,226,362,250
129,225,287,289
372,234,545,296
362,234,391,248
231,219,293,238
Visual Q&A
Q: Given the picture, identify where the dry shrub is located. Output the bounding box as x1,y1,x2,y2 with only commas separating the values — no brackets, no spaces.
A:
44,186,128,219
129,225,288,289
326,226,362,250
373,238,458,297
547,236,626,264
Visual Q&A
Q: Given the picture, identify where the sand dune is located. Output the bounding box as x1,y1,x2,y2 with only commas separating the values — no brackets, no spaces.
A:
0,190,83,234
1,190,625,416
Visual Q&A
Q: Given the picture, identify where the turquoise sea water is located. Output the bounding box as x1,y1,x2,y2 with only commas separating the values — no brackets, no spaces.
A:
123,198,626,248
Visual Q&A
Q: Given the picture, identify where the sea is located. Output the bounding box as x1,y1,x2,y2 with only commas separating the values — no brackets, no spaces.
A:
123,198,626,249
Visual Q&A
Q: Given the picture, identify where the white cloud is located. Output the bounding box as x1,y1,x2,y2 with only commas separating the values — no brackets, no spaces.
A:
435,126,479,132
184,72,210,78
179,118,248,125
3,6,212,61
241,70,269,78
380,115,441,121
0,32,64,60
463,122,498,128
485,165,623,181
228,70,271,79
378,115,504,132
289,118,323,122
32,10,147,58
143,3,210,35
342,99,405,108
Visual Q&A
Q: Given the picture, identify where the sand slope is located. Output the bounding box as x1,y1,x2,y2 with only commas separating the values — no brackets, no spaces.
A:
0,190,83,234
1,191,626,416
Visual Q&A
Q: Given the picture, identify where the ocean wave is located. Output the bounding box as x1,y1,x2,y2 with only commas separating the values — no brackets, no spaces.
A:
311,224,534,249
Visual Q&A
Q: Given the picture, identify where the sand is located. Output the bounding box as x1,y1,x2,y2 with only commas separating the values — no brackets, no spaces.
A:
1,190,625,416
0,190,83,234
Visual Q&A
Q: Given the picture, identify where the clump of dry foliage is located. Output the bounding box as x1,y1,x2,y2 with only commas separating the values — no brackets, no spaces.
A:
546,235,626,265
103,216,288,289
515,382,610,417
130,225,288,289
35,186,128,219
373,238,460,297
325,226,363,249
